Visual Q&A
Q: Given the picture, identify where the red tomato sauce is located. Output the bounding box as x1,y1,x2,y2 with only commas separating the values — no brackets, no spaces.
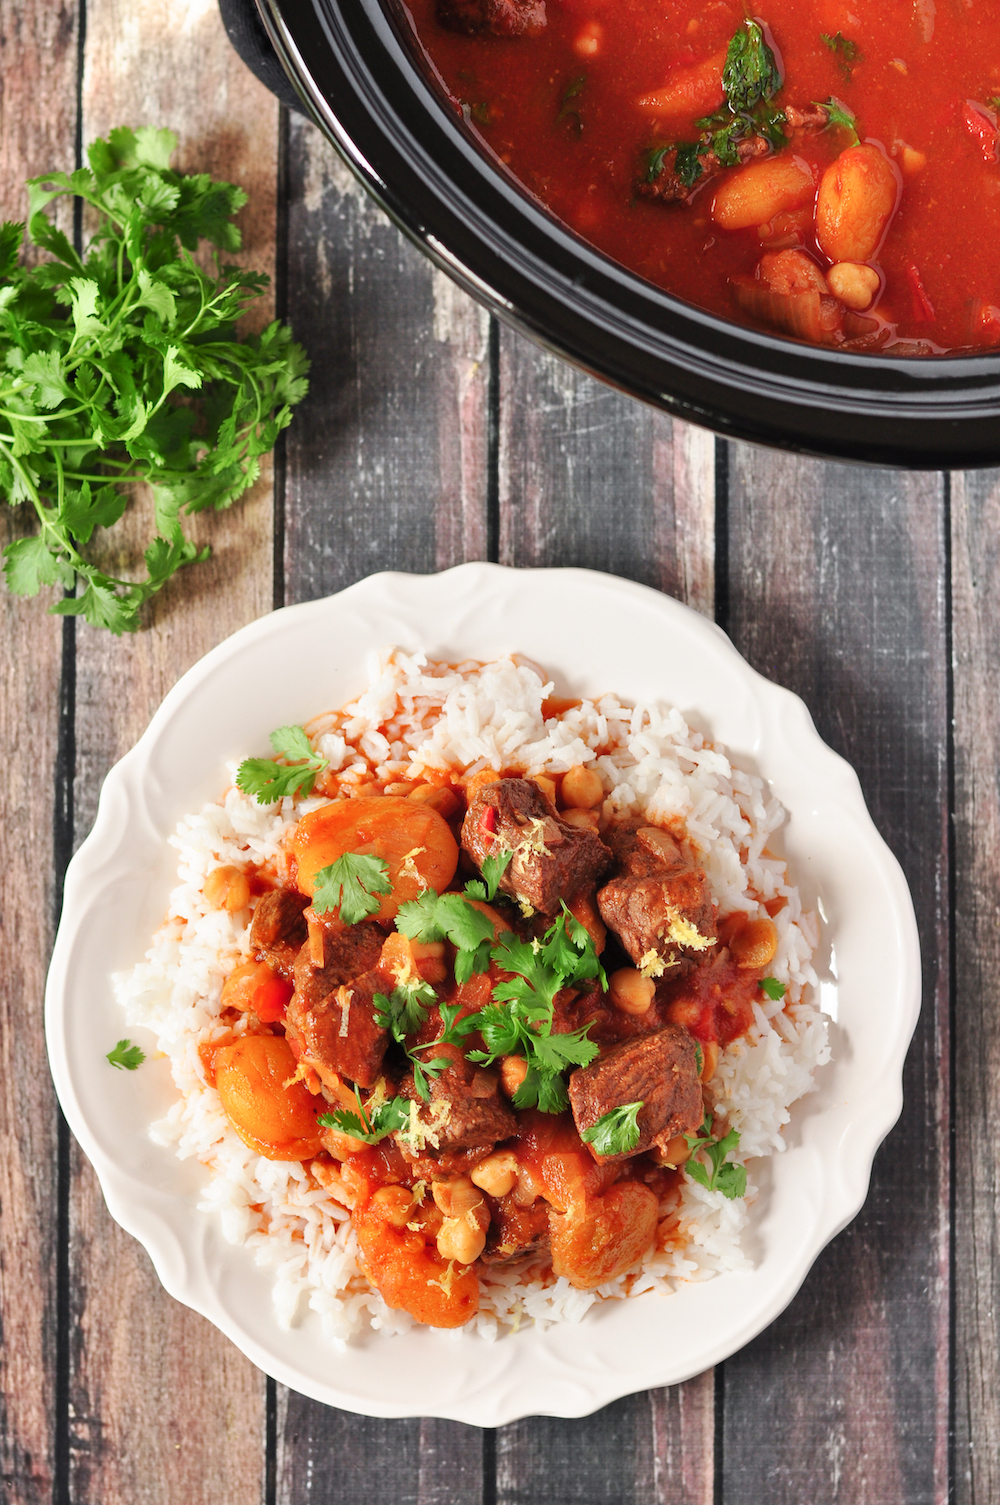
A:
402,0,1000,351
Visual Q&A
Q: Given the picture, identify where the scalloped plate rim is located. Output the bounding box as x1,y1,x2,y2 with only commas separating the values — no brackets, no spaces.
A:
44,563,922,1423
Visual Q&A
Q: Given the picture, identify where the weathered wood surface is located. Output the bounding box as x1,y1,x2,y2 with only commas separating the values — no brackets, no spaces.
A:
0,7,79,1501
2,0,996,1501
64,2,276,1502
951,466,1000,1505
721,456,950,1505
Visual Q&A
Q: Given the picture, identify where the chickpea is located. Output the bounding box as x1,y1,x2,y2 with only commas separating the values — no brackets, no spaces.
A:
730,915,778,969
500,1055,528,1097
204,864,250,912
561,807,600,832
655,1134,692,1167
827,261,881,311
712,154,814,232
574,20,602,57
436,1216,487,1265
371,1184,414,1229
896,142,927,177
532,774,558,806
608,967,655,1015
432,1176,484,1218
561,765,604,810
471,1152,518,1199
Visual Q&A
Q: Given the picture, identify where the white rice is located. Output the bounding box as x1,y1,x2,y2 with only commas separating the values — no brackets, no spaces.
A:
117,649,829,1345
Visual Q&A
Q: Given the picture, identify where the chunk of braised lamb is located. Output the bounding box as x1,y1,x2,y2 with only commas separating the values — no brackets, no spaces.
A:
291,918,385,1011
598,826,716,970
436,0,545,36
462,776,611,916
396,1052,517,1155
284,961,391,1090
249,887,309,979
482,1193,550,1266
568,1025,703,1163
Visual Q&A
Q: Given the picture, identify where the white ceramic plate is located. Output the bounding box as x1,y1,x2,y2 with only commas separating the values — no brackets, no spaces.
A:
45,563,921,1424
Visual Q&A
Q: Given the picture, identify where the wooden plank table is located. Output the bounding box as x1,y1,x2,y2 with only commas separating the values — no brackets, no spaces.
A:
0,1,995,1500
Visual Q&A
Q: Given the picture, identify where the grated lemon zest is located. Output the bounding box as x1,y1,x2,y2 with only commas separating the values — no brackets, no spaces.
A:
428,1259,459,1296
639,950,667,979
661,909,713,952
399,1097,451,1153
398,845,427,884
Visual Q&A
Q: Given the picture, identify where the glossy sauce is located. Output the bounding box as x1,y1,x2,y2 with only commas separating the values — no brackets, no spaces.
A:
403,0,1000,350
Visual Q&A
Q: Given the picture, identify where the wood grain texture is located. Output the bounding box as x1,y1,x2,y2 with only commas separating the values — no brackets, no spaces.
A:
282,115,491,605
277,114,491,1498
950,466,1000,1505
0,3,79,1498
496,332,717,1502
720,450,950,1505
497,328,716,613
276,1391,486,1505
64,2,278,1500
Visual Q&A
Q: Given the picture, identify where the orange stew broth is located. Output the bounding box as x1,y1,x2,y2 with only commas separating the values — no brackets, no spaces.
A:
402,0,1000,351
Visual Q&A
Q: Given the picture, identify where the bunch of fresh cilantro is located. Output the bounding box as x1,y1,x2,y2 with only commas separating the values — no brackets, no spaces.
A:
0,126,308,633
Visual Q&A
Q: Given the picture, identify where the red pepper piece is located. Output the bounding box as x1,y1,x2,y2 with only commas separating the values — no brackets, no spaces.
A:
254,972,293,1023
903,264,935,323
479,805,497,835
962,100,999,164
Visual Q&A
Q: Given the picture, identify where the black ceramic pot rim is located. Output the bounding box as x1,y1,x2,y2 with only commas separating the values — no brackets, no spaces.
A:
260,0,1000,467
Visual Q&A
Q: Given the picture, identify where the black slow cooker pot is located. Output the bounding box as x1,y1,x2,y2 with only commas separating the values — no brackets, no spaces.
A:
257,0,1000,467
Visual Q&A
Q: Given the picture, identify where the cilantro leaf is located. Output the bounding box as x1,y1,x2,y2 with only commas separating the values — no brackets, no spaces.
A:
760,976,786,1001
107,1038,145,1070
816,96,860,144
396,889,495,961
373,980,437,1042
683,1116,747,1199
581,1101,643,1157
0,128,309,631
312,853,391,925
235,724,328,804
665,21,787,193
317,1091,410,1144
820,31,862,77
722,19,782,114
463,847,513,903
556,73,587,133
462,909,604,1115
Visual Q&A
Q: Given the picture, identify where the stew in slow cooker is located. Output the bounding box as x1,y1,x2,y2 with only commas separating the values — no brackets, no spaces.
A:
402,0,1000,353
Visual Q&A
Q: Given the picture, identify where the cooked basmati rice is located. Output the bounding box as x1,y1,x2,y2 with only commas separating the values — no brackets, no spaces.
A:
117,650,829,1344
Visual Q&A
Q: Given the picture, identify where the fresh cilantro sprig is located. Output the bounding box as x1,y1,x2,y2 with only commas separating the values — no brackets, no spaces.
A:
651,21,786,190
312,853,391,926
820,31,862,77
463,848,513,904
396,888,496,983
0,126,308,632
235,725,328,804
317,1086,410,1145
374,980,456,1101
107,1037,144,1070
581,1101,643,1157
464,907,605,1114
760,976,786,1001
815,97,860,144
684,1115,747,1200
